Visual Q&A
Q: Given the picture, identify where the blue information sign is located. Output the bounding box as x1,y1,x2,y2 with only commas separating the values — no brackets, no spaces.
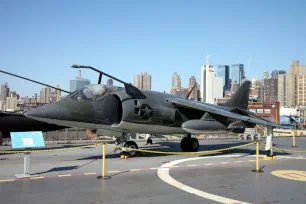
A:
10,131,45,149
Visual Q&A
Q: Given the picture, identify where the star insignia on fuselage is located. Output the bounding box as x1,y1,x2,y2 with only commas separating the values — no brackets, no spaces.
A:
139,104,153,119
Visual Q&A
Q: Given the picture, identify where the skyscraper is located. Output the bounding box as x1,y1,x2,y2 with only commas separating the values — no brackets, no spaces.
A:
55,85,61,102
264,78,278,104
230,80,240,94
278,74,287,106
188,76,197,100
6,96,17,111
298,76,306,105
107,79,113,87
213,77,223,103
278,60,306,107
134,72,151,90
196,83,201,101
40,87,50,103
70,70,91,92
172,72,181,90
262,71,269,80
271,70,286,79
9,91,17,98
250,78,262,101
230,64,244,86
217,65,230,94
201,64,223,103
0,83,10,102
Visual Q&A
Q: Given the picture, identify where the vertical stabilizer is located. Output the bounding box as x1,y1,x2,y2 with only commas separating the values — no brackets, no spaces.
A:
221,81,251,110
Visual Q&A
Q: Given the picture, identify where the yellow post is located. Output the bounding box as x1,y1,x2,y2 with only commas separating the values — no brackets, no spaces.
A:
252,141,262,172
102,143,106,177
292,131,296,147
256,141,259,171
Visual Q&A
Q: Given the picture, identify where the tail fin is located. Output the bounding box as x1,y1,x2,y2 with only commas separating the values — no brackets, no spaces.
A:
221,81,251,110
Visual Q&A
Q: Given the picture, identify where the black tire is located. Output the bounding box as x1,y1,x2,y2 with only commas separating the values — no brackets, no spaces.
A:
190,138,199,152
266,149,273,157
181,137,189,152
124,141,139,157
147,138,153,145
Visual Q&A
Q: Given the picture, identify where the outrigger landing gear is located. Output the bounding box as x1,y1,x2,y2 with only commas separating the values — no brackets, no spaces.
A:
265,126,275,157
145,134,153,145
181,134,199,152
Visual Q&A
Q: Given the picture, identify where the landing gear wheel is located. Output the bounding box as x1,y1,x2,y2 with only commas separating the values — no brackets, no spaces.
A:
146,138,153,145
181,137,189,152
123,141,139,157
181,137,199,152
190,138,199,152
266,149,274,157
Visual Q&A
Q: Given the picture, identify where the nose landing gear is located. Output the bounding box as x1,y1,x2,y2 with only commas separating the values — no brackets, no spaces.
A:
115,133,139,157
123,141,139,157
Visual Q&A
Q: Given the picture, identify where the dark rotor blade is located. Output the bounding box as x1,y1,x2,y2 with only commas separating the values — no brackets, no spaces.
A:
186,83,197,99
0,69,70,94
72,65,126,84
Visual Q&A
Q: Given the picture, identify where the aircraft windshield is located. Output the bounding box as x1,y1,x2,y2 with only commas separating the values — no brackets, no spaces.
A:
70,88,94,101
87,85,124,99
88,85,107,98
70,85,124,100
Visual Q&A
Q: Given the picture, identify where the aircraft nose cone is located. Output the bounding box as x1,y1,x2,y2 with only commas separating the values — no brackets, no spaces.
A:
25,103,60,120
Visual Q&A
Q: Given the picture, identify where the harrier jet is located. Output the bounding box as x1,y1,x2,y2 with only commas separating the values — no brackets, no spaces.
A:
0,65,285,156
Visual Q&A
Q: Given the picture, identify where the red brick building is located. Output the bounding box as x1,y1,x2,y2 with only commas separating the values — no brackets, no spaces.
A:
248,102,280,122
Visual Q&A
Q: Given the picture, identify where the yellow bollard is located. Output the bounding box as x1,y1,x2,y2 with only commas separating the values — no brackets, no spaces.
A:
292,131,297,147
256,141,259,171
252,141,263,172
97,143,110,179
102,143,106,177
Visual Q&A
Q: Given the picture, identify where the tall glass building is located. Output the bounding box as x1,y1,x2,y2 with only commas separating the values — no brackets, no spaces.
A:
70,78,91,92
70,70,91,92
271,70,286,79
217,65,230,91
231,64,244,86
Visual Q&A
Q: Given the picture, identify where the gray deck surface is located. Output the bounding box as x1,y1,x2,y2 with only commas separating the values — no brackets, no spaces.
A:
1,137,306,204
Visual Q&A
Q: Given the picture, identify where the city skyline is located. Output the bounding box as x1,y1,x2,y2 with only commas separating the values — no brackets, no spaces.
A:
1,59,306,111
0,59,301,98
1,1,305,97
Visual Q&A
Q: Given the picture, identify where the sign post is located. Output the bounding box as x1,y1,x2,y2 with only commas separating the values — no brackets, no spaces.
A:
10,131,45,178
23,152,31,177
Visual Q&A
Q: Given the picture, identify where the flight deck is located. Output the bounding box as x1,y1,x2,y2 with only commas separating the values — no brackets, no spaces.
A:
1,137,306,204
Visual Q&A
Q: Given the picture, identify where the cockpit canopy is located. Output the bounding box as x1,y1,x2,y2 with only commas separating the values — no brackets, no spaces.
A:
69,85,124,101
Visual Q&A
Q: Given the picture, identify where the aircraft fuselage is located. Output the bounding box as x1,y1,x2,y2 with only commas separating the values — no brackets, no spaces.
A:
26,86,236,135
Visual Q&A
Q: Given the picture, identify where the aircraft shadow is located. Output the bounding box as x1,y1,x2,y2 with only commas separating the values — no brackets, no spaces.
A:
36,166,79,175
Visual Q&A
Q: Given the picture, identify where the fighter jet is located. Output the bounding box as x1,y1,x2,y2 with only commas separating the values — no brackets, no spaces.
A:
1,65,286,156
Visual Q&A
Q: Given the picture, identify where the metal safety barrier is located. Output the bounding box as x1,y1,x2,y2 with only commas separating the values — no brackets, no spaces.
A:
0,141,256,155
106,142,256,155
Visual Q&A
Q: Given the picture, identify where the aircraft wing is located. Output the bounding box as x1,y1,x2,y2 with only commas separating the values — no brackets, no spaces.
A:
170,98,288,129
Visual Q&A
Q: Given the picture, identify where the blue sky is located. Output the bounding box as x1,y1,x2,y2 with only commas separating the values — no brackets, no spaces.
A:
0,0,305,97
